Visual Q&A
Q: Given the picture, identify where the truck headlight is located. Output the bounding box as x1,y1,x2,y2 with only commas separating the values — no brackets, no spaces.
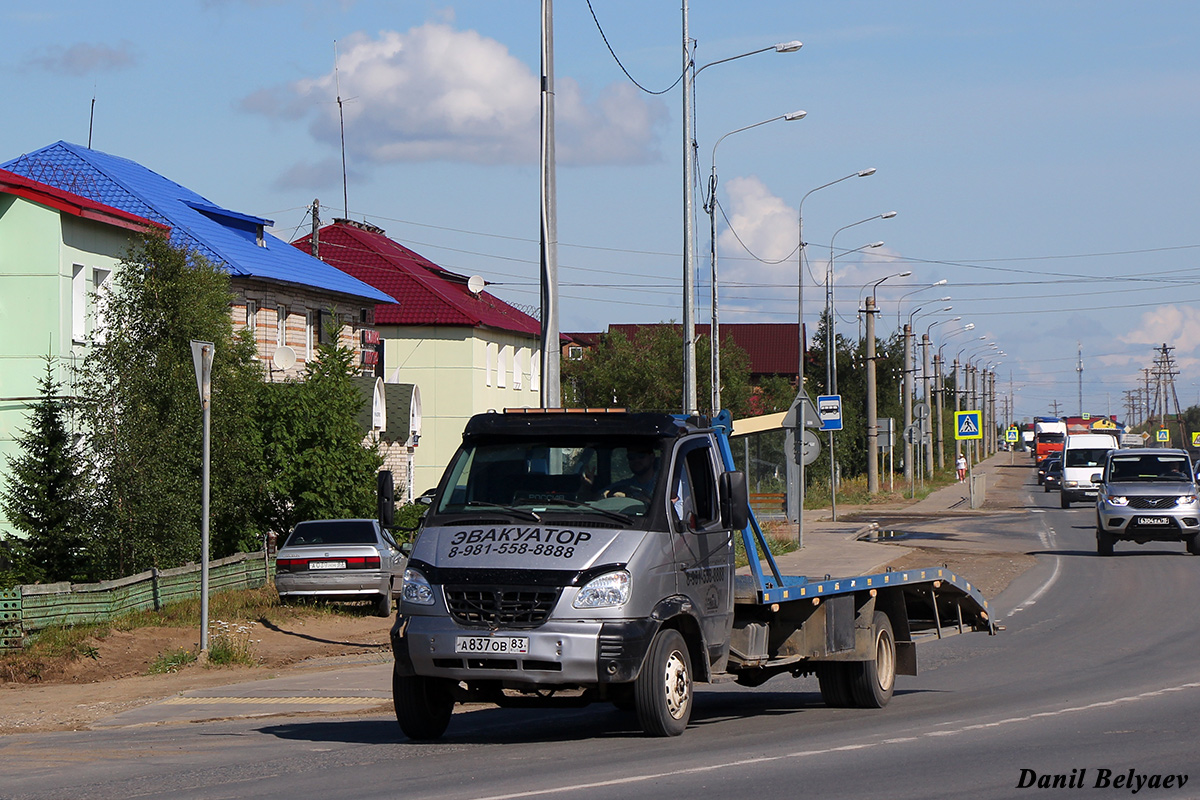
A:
574,570,631,609
1065,480,1079,489
400,568,435,606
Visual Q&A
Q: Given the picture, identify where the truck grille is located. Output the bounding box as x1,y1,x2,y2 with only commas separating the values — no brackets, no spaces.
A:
445,586,561,628
1129,496,1177,510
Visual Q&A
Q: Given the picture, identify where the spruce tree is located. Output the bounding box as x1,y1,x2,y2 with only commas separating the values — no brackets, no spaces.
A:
0,357,89,584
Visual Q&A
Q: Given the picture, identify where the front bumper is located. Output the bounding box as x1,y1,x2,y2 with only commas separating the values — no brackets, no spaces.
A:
391,615,657,686
1097,507,1200,541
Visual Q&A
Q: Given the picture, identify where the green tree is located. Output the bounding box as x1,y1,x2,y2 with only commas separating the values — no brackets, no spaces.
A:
77,234,266,579
257,335,382,539
563,325,753,416
0,357,90,584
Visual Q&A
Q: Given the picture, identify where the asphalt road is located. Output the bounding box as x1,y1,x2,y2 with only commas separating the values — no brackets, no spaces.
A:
3,467,1198,800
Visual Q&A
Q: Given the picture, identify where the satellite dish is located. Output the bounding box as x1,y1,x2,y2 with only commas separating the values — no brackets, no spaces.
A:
467,275,485,295
273,345,297,370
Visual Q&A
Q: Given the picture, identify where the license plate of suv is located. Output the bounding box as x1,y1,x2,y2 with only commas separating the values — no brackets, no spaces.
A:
455,636,529,654
1135,516,1171,526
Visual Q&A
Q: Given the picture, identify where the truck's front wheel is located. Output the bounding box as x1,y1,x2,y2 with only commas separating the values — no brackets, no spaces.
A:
393,671,455,740
635,628,692,736
848,611,896,708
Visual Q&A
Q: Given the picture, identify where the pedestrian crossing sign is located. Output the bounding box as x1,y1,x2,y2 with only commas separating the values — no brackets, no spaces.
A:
1006,427,1019,443
1157,429,1170,443
1192,432,1200,447
955,410,983,440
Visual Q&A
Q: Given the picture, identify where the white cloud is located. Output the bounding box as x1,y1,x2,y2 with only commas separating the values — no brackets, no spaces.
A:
28,42,135,75
716,175,797,265
241,23,665,166
1121,305,1200,354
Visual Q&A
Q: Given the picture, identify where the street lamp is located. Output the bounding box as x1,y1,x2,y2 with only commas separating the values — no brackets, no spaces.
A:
682,35,803,414
708,110,806,411
864,268,912,494
796,169,876,387
791,167,876,529
827,212,897,397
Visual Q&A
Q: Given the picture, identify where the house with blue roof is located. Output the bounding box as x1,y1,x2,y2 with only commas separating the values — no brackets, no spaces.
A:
2,141,395,379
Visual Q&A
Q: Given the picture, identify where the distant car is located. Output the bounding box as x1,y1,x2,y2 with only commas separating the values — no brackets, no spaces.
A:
1043,459,1063,492
1037,456,1057,485
1095,448,1200,556
275,519,408,616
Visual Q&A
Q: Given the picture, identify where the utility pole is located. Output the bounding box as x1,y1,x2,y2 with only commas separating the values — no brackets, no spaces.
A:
934,353,946,469
539,0,561,408
680,1,697,414
865,296,879,493
902,323,913,485
310,199,320,258
921,333,933,476
1076,342,1084,417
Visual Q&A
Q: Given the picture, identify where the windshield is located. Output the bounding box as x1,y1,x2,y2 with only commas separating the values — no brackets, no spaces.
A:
1038,432,1065,443
436,439,665,520
284,520,377,547
1064,447,1111,468
1107,454,1193,482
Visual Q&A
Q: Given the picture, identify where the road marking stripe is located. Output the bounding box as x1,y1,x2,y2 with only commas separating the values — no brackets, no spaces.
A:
468,682,1200,800
159,696,385,706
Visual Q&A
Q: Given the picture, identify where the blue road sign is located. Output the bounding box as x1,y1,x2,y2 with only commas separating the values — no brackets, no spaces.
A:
955,410,983,440
817,395,843,431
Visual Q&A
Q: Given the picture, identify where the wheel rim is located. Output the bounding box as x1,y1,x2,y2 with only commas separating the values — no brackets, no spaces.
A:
663,649,690,719
875,631,895,693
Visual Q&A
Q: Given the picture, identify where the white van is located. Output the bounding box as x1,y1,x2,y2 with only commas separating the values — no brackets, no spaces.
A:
1060,432,1118,508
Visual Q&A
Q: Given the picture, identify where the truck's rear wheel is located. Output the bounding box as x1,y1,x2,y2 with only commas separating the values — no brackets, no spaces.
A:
635,628,692,736
393,671,454,740
815,663,854,708
848,611,896,708
1060,493,1070,508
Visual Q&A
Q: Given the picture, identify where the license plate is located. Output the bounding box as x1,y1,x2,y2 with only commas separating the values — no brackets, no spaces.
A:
308,560,346,570
455,636,529,654
1135,516,1171,526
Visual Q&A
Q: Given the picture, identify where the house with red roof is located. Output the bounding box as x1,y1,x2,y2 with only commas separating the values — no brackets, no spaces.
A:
293,219,543,492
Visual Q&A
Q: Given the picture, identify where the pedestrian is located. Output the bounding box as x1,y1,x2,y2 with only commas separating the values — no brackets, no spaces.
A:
956,453,967,483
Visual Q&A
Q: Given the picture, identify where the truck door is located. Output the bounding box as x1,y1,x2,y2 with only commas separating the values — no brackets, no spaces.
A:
668,436,734,670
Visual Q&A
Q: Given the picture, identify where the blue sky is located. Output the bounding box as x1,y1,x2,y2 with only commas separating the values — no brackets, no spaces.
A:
4,2,1200,422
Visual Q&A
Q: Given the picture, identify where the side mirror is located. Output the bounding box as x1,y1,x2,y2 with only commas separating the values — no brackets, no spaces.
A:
719,470,750,532
1091,473,1103,484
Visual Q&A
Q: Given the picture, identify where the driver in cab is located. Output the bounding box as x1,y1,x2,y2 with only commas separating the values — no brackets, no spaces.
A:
604,446,659,500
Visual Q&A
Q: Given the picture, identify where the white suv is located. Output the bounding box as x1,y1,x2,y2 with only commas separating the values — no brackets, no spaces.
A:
1094,448,1200,556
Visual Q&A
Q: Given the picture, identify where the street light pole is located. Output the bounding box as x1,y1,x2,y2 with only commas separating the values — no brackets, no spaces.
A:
681,21,802,414
708,110,806,412
791,167,875,530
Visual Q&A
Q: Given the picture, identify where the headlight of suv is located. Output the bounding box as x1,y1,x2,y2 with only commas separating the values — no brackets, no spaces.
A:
1104,494,1129,507
574,570,631,609
1176,494,1199,507
400,568,435,606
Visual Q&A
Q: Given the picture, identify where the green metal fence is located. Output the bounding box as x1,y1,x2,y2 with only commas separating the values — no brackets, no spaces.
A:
0,551,274,652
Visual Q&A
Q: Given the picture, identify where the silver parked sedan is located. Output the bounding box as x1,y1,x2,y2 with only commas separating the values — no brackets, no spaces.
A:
275,519,408,616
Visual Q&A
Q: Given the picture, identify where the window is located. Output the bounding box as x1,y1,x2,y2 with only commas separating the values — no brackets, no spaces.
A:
246,300,257,338
531,348,541,392
92,268,112,342
671,440,719,531
486,343,497,386
497,345,508,388
513,347,524,390
305,310,314,360
568,345,583,360
276,306,287,347
71,264,86,343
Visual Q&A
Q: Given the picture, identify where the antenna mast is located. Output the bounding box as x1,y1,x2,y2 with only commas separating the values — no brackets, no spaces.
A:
334,41,349,219
88,86,96,148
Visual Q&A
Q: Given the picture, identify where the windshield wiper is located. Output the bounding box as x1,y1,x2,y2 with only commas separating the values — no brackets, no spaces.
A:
531,497,633,524
464,501,541,522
